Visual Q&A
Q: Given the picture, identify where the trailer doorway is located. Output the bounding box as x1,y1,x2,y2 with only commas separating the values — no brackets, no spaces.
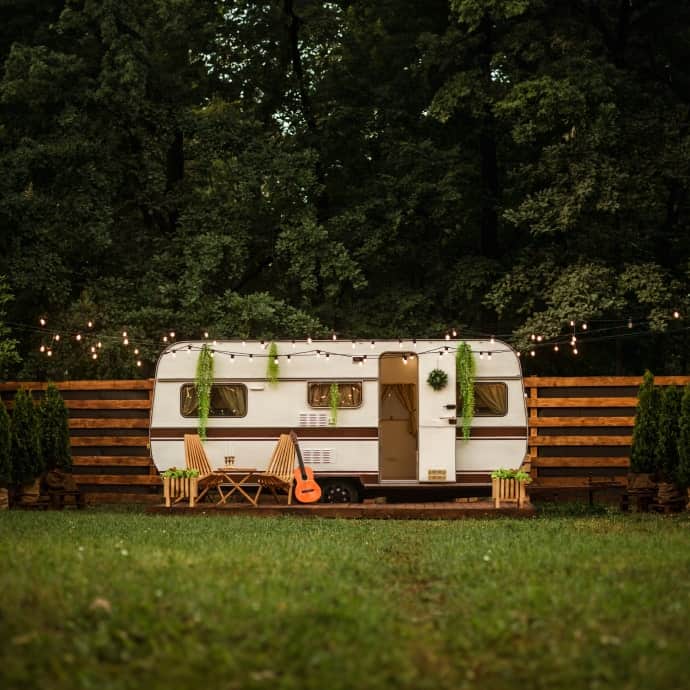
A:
379,352,418,480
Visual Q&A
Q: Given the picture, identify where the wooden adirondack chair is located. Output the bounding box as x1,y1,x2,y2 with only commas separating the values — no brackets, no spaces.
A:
254,434,296,505
183,434,225,503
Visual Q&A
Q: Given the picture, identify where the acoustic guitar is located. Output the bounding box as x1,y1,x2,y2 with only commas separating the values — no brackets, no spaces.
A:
291,431,322,503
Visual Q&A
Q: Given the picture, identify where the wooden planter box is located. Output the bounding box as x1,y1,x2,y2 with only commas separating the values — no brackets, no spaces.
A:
492,477,528,508
163,476,199,508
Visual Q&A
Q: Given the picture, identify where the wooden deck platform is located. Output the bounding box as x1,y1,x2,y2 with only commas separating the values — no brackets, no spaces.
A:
147,500,535,519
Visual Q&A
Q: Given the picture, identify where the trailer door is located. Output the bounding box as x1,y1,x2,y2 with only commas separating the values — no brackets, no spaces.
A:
417,349,457,482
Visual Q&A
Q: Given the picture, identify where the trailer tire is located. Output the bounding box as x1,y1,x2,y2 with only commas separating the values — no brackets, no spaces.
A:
319,479,361,504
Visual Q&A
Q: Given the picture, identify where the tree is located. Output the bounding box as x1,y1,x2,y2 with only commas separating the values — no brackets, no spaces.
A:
677,385,690,490
10,388,43,484
654,385,681,482
0,276,20,379
630,370,658,474
39,384,71,471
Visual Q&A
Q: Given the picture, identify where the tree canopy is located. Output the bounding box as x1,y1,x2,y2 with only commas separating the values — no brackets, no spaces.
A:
0,0,688,378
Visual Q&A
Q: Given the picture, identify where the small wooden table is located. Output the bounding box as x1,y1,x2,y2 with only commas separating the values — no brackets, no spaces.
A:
214,468,259,506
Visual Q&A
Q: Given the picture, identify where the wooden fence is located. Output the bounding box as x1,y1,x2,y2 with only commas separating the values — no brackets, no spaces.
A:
524,376,690,498
0,380,161,504
2,376,690,503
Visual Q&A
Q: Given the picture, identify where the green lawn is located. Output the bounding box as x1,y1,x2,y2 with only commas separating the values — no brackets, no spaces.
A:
1,510,689,690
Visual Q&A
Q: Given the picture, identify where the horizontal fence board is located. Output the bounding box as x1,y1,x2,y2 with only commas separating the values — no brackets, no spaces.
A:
86,493,161,505
71,456,155,467
524,376,690,387
531,417,635,427
530,397,639,408
531,476,627,488
63,399,151,410
533,457,630,468
74,475,161,486
70,437,149,447
532,435,631,446
0,380,153,391
69,418,150,429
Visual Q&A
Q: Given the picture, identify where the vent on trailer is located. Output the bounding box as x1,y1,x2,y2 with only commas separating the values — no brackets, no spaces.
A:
298,412,329,427
302,449,333,465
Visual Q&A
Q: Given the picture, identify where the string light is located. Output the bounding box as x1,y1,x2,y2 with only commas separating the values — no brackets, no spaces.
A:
230,354,235,363
398,338,403,348
530,350,536,357
487,352,492,360
39,317,46,326
54,334,60,342
260,340,266,349
673,311,680,319
136,360,142,367
169,332,175,339
123,331,128,338
163,336,168,343
352,340,357,349
554,345,559,352
133,348,138,355
573,348,579,355
445,333,450,341
204,331,209,338
76,334,82,341
286,355,291,363
87,320,93,329
292,340,296,349
47,349,52,357
307,336,312,344
370,340,375,349
98,342,102,349
402,354,408,364
332,332,337,341
582,323,588,330
452,328,457,338
123,338,129,346
39,345,45,353
92,353,97,360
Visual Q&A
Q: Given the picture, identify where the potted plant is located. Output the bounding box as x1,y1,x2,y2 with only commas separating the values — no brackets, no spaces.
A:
677,385,690,509
490,468,532,508
0,399,10,509
11,388,44,505
195,344,214,441
628,371,659,505
162,467,200,507
456,342,475,441
654,385,683,509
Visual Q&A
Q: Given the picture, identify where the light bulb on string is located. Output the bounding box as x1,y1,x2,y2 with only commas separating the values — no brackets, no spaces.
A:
352,340,357,349
536,335,543,342
530,350,536,357
370,340,375,349
286,355,291,363
402,355,408,364
39,317,46,326
307,336,312,344
332,332,337,341
204,331,209,339
569,320,575,327
490,335,495,343
92,353,97,360
242,340,246,348
39,345,45,353
554,345,559,352
291,340,296,349
582,323,588,331
573,348,578,355
76,334,82,342
123,338,129,346
530,334,536,341
186,345,192,355
122,331,128,338
212,340,217,347
487,352,492,360
169,332,175,339
412,339,417,348
54,334,60,342
316,350,321,359
398,338,403,348
249,354,253,360
136,360,142,367
47,349,52,357
87,321,93,329
210,350,215,358
673,310,680,319
90,346,96,353
479,352,484,360
260,340,266,349
628,317,633,329
171,350,177,358
230,354,235,363
445,333,450,341
325,353,330,362
133,348,138,355
97,342,102,349
273,356,279,365
452,328,457,338
163,336,168,343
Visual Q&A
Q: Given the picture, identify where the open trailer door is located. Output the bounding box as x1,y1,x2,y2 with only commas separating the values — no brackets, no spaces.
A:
417,348,456,482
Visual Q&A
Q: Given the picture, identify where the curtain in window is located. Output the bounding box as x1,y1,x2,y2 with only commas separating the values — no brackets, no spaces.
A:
181,385,197,416
308,383,362,407
381,384,417,435
474,383,507,416
212,386,247,416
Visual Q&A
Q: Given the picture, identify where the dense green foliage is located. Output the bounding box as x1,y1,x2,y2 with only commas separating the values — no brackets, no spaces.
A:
2,512,690,689
654,385,682,481
456,341,475,440
10,388,43,484
0,1,689,378
267,342,279,385
630,370,658,474
195,344,213,441
0,400,11,484
677,385,690,489
39,384,72,471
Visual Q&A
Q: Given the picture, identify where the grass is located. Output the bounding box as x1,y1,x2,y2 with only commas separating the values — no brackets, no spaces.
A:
1,510,690,690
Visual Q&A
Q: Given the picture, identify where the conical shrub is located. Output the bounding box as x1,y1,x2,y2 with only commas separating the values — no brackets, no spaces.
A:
0,399,11,485
40,384,72,471
11,389,43,484
630,370,659,474
677,385,690,489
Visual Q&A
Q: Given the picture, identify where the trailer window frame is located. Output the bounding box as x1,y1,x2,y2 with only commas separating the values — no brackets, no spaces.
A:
179,383,248,418
457,381,508,417
307,381,364,409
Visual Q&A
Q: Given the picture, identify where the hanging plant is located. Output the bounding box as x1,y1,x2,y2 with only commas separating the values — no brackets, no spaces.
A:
267,342,280,386
195,344,214,442
456,342,475,441
329,382,339,426
427,368,448,391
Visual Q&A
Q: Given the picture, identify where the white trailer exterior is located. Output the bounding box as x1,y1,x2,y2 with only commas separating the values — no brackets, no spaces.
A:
150,339,527,501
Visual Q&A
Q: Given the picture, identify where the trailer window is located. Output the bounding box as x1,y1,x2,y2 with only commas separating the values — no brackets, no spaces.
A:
180,384,247,417
457,382,507,416
308,382,362,408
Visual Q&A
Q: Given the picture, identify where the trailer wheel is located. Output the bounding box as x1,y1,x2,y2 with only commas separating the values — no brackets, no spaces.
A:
320,479,361,504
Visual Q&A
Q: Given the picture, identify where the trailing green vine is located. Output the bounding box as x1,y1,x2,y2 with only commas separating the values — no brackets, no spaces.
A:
329,382,339,426
456,342,475,441
267,342,279,385
195,344,214,441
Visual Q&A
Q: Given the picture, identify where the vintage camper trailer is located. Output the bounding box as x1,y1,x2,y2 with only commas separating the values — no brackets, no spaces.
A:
150,339,527,501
